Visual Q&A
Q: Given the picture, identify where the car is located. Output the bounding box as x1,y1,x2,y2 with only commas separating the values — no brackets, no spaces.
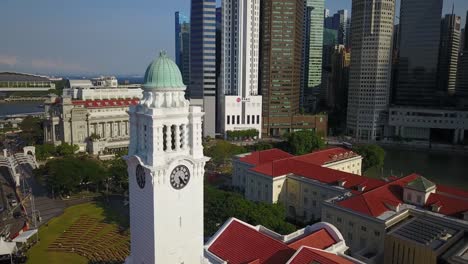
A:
10,199,17,207
13,211,23,219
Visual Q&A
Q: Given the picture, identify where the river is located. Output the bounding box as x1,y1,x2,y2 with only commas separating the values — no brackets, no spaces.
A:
365,146,468,190
0,101,44,118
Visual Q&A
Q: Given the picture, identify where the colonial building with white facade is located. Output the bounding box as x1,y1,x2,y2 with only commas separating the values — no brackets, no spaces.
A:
220,0,262,138
43,76,143,155
232,147,368,222
124,52,362,264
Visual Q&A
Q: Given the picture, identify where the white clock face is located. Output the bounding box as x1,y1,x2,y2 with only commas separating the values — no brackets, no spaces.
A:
170,165,190,190
136,165,145,189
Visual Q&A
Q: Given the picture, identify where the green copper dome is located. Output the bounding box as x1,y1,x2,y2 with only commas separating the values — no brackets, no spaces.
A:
143,51,185,90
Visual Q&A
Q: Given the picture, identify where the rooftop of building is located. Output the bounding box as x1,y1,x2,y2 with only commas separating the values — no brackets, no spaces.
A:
0,72,52,82
336,173,468,220
388,215,463,251
288,247,354,264
239,148,382,194
205,218,356,264
143,51,185,90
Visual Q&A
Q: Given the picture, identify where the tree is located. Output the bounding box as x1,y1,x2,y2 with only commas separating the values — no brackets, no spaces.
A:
108,155,129,191
353,144,386,171
19,116,43,145
35,144,56,160
204,185,295,236
286,130,325,155
40,156,107,196
56,143,79,156
204,140,247,167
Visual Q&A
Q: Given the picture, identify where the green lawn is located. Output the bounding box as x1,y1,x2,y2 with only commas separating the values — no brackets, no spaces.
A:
27,202,128,264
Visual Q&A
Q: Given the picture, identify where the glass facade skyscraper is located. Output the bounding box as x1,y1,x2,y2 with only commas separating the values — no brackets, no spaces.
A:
175,12,190,85
303,0,324,104
190,0,217,136
438,14,461,95
395,0,443,106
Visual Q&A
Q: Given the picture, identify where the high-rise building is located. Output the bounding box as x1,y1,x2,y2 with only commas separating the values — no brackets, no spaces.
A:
346,0,395,141
260,0,327,137
328,45,350,112
175,12,190,85
438,14,461,95
303,0,324,110
220,0,262,138
190,0,217,137
456,11,468,97
394,0,443,106
324,10,348,46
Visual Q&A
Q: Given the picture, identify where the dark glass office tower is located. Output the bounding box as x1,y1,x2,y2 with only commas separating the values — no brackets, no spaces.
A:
394,0,443,106
190,0,217,136
175,12,190,85
438,14,461,95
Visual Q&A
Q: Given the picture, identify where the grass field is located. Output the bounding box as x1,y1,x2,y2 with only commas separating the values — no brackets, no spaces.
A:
26,201,129,264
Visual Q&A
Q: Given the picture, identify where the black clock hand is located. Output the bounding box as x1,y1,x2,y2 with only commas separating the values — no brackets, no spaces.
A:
179,176,186,184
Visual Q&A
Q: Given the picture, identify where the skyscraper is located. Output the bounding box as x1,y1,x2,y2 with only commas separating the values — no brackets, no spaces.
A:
456,11,468,97
394,0,443,106
220,0,262,137
346,0,395,141
261,0,327,137
303,0,324,110
175,12,190,85
324,10,348,46
438,14,461,95
190,0,217,137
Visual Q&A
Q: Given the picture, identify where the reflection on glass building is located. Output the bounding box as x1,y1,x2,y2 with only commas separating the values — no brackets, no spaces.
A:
395,0,443,106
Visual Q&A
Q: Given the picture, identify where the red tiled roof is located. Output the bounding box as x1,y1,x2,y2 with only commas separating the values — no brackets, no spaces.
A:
250,157,385,193
287,229,336,250
288,247,354,264
436,185,468,200
72,98,139,108
239,149,293,166
426,193,468,218
208,220,294,264
294,147,359,166
207,219,339,264
337,174,420,217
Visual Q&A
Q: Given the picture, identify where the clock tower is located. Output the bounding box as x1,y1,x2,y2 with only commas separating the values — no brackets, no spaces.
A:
125,51,209,264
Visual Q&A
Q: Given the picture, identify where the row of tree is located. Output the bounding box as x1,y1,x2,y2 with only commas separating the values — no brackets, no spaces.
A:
225,129,259,141
204,185,296,236
34,154,128,197
35,143,79,160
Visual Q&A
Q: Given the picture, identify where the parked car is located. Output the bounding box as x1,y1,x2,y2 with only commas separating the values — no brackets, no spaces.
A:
13,211,23,219
10,199,17,207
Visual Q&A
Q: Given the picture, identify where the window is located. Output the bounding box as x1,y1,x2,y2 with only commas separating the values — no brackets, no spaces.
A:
407,193,412,201
227,115,230,124
374,231,380,237
348,232,353,240
326,213,331,219
304,197,308,205
337,217,342,223
361,226,367,232
349,221,354,227
312,201,317,207
417,195,422,204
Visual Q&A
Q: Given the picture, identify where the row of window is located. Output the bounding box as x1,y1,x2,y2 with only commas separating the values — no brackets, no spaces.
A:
227,115,260,125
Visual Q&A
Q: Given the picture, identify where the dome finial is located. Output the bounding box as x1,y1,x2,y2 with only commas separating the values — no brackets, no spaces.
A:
159,50,167,57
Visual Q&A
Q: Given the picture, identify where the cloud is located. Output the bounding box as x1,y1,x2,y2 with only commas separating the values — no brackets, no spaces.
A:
0,55,17,66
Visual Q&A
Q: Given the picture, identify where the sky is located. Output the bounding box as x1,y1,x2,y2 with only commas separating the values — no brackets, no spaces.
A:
0,0,467,76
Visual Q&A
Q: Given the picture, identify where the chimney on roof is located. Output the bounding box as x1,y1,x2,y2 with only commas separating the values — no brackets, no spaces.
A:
431,203,442,213
338,179,347,187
